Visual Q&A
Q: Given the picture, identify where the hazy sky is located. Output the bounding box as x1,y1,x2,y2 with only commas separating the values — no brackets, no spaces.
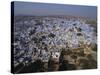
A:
13,1,97,19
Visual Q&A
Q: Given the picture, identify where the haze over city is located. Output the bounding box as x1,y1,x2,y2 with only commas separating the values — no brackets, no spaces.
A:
14,1,97,20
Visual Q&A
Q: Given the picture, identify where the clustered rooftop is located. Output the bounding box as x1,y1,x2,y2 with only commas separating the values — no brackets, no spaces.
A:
13,16,97,68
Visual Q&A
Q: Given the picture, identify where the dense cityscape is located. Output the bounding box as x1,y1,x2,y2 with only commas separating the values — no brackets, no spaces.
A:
13,16,97,73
